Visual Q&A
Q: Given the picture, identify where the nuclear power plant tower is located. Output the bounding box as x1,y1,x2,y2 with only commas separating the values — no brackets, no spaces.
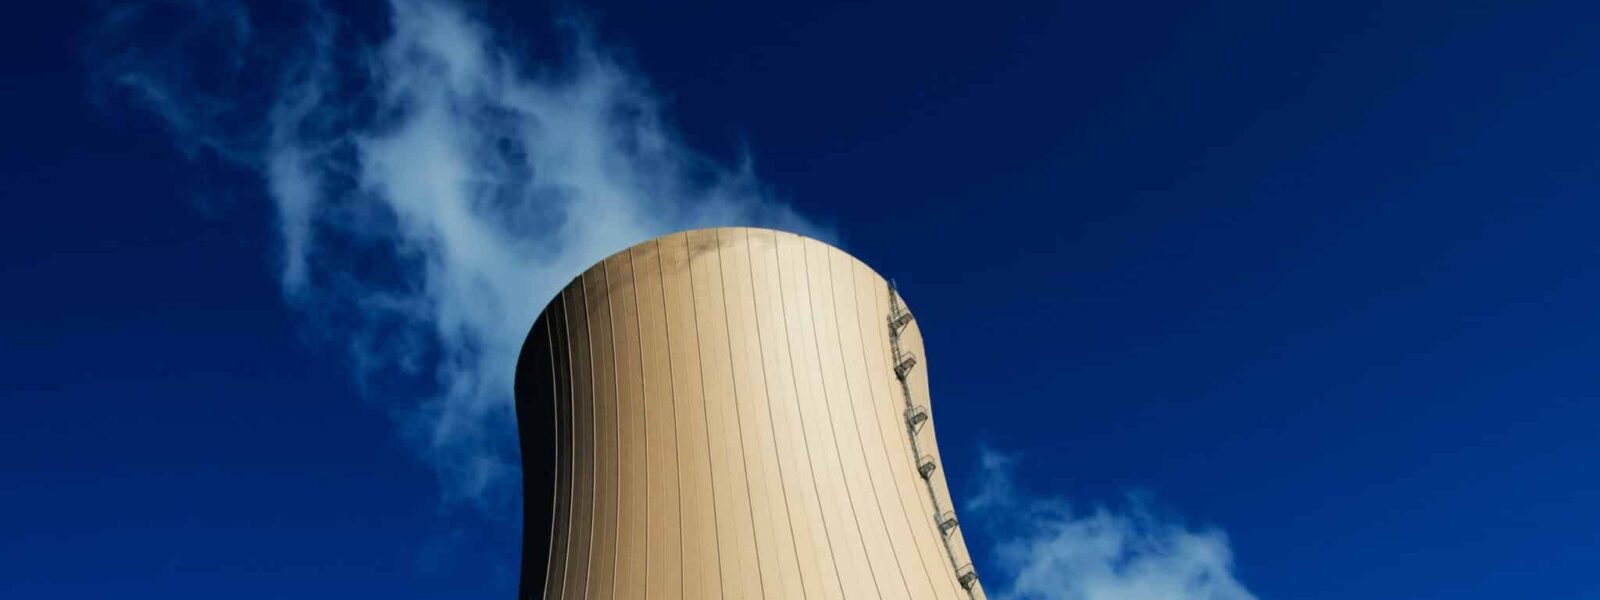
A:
515,227,984,599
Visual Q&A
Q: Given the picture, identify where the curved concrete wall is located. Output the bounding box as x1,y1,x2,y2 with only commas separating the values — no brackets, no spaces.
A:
516,227,984,599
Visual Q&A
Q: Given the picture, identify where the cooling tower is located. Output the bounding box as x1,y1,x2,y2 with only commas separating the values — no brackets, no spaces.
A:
515,227,984,599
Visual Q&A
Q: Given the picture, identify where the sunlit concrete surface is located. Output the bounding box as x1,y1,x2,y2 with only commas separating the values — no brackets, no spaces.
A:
517,227,984,599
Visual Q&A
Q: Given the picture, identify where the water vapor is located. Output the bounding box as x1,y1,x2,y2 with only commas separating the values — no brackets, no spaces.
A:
967,449,1259,600
92,0,817,516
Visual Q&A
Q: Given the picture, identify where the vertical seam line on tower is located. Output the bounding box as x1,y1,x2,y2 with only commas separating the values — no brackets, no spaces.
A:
801,237,886,600
587,282,603,599
713,228,771,598
605,262,622,597
684,232,728,599
745,229,809,597
629,248,650,600
557,296,577,600
774,232,848,598
559,292,580,599
828,249,914,597
653,240,687,598
583,277,602,598
542,314,561,600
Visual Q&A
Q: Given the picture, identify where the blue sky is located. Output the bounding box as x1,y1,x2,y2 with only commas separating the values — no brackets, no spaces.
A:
5,1,1600,598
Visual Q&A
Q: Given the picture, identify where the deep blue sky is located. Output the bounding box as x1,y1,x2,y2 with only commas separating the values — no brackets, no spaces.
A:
6,1,1600,598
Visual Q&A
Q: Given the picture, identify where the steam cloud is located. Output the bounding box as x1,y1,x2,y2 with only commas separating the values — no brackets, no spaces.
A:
94,0,816,516
95,1,1257,596
969,449,1258,600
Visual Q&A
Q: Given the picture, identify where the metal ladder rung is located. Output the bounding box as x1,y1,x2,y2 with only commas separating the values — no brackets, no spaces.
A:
894,353,918,379
890,310,914,333
905,405,929,432
917,456,938,479
956,564,978,589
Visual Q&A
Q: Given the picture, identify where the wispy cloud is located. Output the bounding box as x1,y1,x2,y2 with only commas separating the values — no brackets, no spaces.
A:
967,449,1258,600
90,0,818,517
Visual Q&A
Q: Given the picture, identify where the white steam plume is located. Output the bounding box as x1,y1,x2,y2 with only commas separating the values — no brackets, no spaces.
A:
93,0,819,516
967,449,1259,600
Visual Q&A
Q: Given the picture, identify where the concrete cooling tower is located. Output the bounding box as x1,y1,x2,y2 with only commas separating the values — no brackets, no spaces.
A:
515,227,985,599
